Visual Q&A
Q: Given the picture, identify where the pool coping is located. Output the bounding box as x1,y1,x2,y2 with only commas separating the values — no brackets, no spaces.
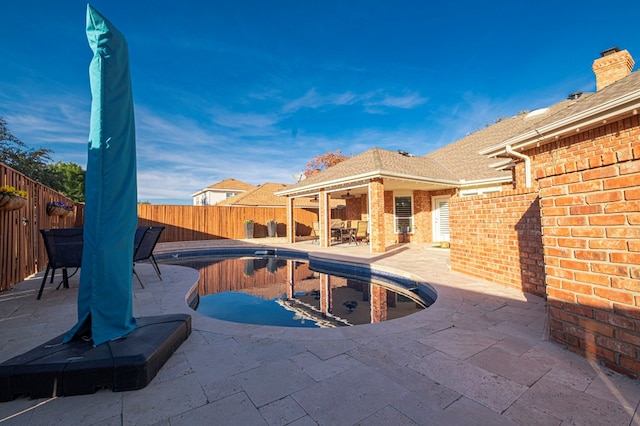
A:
154,244,463,341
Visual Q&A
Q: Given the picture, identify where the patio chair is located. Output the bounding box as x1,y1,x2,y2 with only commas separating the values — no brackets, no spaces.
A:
351,220,369,245
37,228,84,299
311,221,320,244
133,226,165,288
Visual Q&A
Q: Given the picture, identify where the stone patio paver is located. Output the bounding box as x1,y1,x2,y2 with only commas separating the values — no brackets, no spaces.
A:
0,239,638,425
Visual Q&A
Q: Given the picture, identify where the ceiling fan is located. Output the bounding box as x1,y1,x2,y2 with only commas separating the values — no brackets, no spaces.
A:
341,191,356,199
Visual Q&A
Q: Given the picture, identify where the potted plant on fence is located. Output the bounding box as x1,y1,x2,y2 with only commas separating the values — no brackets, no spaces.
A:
244,219,254,239
0,185,28,212
46,201,74,217
266,219,277,237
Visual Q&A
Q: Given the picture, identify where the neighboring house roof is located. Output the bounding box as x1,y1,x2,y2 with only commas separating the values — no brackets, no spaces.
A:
206,178,255,191
217,183,288,207
218,182,344,208
190,178,255,197
482,56,640,157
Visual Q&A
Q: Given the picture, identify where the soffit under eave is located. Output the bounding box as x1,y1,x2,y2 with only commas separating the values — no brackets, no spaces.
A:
380,177,459,192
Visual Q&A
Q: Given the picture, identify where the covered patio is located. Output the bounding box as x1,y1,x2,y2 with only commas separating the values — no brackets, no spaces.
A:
277,148,465,253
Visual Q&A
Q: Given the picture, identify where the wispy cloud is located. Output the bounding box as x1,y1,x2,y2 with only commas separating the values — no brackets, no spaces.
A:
282,88,426,115
365,91,427,111
135,107,222,149
282,88,358,113
210,109,281,130
1,93,90,147
0,83,438,203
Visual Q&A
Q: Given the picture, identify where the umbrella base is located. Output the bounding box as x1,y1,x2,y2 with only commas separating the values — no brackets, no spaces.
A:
0,314,191,402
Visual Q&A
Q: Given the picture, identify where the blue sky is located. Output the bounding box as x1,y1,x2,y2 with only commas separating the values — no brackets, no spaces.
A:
1,1,639,204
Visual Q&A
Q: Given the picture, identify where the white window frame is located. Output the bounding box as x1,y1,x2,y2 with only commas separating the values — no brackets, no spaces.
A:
394,194,414,234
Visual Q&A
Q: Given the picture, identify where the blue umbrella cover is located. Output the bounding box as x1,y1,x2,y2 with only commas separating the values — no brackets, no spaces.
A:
65,4,138,346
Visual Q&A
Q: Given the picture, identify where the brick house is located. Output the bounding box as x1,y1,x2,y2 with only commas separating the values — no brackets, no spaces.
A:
277,48,639,377
478,47,639,377
276,85,601,254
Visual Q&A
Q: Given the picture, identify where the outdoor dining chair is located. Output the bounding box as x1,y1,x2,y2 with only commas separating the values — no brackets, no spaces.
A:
37,228,84,299
132,226,165,287
351,220,369,245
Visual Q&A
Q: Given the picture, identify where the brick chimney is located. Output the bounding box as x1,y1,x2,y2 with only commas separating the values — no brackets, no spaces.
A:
592,47,635,91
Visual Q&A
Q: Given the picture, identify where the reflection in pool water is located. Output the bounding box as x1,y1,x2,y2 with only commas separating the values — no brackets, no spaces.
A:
165,255,430,328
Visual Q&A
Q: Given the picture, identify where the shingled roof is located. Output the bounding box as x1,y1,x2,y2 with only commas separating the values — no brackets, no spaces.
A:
426,99,579,182
218,182,344,208
280,98,596,198
277,147,462,196
206,178,255,191
481,70,640,157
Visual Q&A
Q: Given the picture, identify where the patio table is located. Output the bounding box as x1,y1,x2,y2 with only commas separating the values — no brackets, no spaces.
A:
331,227,356,244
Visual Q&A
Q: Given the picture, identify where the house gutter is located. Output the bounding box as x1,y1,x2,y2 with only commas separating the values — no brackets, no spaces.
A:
505,145,532,188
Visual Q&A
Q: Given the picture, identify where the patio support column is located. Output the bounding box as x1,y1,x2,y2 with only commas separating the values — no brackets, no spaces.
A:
319,189,329,247
320,273,331,314
288,197,296,243
369,178,386,253
286,260,294,298
370,283,388,323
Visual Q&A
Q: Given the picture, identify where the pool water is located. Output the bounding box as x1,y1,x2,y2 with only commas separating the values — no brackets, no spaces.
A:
165,254,431,328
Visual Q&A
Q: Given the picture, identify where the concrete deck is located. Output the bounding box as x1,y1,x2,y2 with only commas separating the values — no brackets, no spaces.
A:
1,239,638,425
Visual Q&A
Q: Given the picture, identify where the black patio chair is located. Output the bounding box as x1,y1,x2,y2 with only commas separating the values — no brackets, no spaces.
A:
37,228,84,299
133,226,165,288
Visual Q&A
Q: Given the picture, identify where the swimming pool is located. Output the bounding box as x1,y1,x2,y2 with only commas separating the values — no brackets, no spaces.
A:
158,248,437,329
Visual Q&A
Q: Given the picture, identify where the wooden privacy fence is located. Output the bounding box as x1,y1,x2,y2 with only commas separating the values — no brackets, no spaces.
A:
1,164,79,292
136,204,328,242
1,161,344,292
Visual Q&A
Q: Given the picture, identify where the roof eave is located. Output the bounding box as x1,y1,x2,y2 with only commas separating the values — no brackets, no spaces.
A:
275,171,381,196
275,170,460,197
480,89,640,157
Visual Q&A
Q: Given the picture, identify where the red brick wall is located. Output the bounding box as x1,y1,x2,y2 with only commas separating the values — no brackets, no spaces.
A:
344,195,368,222
450,189,546,297
369,179,386,252
412,190,432,243
529,116,640,377
381,188,455,245
370,284,388,323
383,190,395,245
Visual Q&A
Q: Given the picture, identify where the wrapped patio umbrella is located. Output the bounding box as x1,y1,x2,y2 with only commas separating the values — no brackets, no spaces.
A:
0,5,190,401
65,4,138,345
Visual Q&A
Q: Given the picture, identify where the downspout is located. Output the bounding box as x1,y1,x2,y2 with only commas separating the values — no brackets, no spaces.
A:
505,145,532,188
